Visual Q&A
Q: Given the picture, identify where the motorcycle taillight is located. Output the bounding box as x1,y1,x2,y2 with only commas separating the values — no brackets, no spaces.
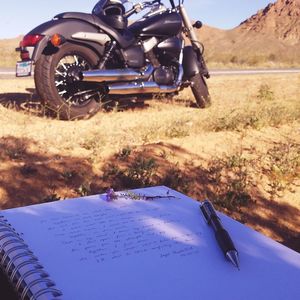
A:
20,34,44,47
20,50,30,60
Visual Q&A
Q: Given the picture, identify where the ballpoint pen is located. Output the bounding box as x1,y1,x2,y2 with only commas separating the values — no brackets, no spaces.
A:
200,200,240,270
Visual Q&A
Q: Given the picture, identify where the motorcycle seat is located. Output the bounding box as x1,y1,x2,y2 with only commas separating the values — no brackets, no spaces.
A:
55,12,135,49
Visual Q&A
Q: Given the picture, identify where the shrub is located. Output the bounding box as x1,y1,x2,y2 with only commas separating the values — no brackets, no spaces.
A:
207,153,253,210
257,84,275,102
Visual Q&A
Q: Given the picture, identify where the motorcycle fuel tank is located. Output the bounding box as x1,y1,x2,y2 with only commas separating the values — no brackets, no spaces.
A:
129,12,182,37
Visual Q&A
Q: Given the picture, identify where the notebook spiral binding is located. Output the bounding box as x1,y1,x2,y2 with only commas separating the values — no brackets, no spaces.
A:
0,215,63,300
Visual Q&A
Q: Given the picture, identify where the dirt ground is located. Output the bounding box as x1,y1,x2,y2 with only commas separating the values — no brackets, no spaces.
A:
0,73,299,252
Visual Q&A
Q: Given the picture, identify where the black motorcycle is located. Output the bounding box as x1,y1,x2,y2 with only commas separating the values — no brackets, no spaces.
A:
16,0,210,119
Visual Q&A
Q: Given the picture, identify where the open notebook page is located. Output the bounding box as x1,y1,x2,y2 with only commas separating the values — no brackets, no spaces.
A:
2,186,300,300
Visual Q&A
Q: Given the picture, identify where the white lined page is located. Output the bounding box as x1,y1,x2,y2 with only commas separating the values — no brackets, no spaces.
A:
2,186,300,300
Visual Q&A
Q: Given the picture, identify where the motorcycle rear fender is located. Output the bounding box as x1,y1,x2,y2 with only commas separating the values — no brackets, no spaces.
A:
27,18,105,62
182,46,201,79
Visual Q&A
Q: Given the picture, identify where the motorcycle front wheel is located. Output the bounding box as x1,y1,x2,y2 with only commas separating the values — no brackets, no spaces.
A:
190,73,211,108
35,43,103,120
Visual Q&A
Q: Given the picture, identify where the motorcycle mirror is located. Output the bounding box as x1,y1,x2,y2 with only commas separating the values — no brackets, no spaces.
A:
193,21,203,29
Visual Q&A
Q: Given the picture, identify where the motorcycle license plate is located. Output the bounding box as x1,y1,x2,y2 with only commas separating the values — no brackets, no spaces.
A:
16,61,32,77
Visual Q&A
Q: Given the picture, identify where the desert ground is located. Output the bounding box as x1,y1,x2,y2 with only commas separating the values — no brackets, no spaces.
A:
0,72,299,253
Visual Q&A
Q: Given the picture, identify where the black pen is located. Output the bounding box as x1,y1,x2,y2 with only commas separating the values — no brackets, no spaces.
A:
200,200,240,270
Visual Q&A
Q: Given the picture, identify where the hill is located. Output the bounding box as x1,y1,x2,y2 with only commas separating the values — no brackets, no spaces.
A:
198,0,300,67
0,37,21,68
239,0,300,45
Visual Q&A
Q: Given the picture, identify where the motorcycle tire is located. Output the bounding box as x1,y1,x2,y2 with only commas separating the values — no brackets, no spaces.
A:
190,73,211,108
35,43,102,120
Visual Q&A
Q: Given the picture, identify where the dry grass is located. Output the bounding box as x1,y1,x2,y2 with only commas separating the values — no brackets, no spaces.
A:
0,73,300,252
0,37,21,67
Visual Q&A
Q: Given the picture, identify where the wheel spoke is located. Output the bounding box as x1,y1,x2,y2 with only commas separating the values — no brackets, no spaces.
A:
60,62,68,71
55,80,64,87
55,70,65,76
58,90,67,96
74,55,79,65
64,96,73,104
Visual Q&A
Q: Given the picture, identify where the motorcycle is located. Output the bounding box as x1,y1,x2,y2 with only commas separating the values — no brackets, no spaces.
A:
16,0,211,120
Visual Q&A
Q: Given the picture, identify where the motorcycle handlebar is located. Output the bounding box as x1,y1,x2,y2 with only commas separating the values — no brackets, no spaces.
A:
141,0,161,9
124,6,137,18
124,0,161,18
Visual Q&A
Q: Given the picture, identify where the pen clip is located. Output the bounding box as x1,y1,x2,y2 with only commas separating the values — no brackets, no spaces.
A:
200,201,210,223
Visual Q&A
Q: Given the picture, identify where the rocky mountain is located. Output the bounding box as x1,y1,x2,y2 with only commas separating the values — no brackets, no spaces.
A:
198,0,300,66
239,0,300,45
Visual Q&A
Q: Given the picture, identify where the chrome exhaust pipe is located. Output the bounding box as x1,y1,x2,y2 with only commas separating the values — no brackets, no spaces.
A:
82,64,154,83
108,65,184,95
108,82,179,95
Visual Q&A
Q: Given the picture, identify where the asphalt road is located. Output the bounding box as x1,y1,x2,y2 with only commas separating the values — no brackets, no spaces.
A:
1,68,300,77
210,68,300,76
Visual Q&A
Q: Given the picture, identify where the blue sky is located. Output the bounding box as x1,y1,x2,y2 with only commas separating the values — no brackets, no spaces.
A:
0,0,275,39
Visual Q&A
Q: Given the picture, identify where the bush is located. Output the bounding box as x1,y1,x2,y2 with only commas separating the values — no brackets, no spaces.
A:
257,84,275,102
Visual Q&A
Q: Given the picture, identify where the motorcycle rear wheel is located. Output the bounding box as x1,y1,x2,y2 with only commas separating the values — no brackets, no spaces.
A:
190,73,211,108
35,43,103,120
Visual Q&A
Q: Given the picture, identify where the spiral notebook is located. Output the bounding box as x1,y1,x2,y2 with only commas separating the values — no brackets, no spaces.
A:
1,186,300,300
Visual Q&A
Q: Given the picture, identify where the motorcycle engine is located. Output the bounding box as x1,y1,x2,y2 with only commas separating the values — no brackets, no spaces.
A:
153,66,175,85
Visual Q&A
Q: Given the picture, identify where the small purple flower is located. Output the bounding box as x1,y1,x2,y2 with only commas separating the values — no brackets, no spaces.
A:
106,188,116,202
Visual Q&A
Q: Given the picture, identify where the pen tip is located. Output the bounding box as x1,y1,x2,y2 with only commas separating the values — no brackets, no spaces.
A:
226,250,240,270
